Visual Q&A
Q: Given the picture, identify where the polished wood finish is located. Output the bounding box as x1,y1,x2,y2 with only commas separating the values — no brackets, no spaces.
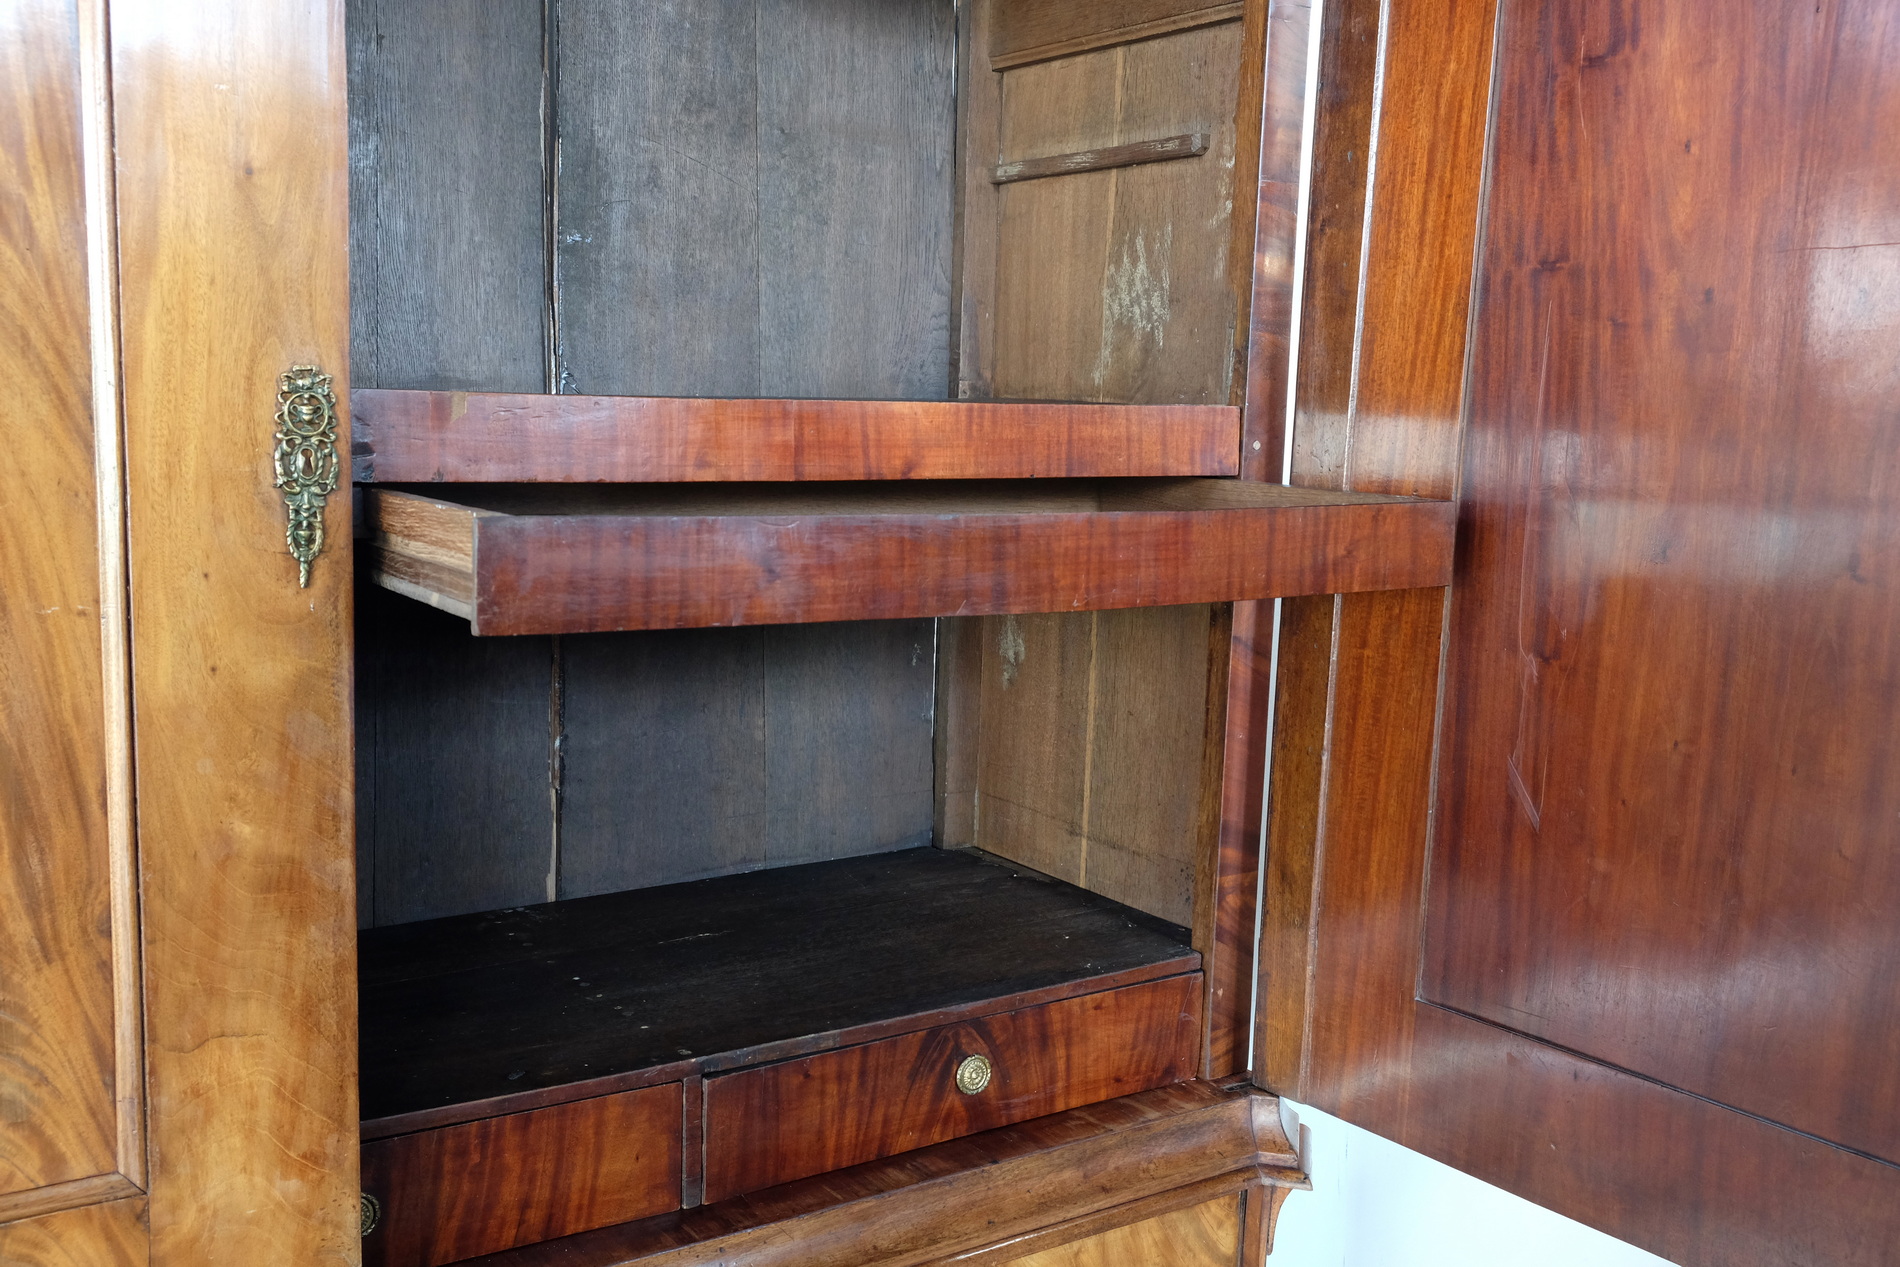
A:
362,1085,682,1267
360,848,1196,1131
1261,0,1900,1262
1201,0,1314,1082
352,391,1241,484
949,1181,1246,1266
111,0,359,1259
1434,0,1900,1162
991,0,1244,70
994,1197,1238,1267
0,0,125,1210
0,1195,148,1267
703,975,1201,1202
462,1081,1300,1267
367,480,1455,635
991,133,1209,185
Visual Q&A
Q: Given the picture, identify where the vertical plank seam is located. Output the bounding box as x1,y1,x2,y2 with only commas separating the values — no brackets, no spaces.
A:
78,0,146,1190
542,0,562,393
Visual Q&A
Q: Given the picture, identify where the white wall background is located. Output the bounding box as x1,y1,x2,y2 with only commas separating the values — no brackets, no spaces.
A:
1265,1103,1675,1267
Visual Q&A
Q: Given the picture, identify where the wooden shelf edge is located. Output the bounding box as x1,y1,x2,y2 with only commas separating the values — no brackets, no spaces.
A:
460,1081,1303,1267
364,482,1456,635
351,390,1242,484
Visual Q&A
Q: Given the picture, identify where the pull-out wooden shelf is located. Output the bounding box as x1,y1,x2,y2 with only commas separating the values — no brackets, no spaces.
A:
367,478,1455,635
358,849,1201,1266
351,390,1241,483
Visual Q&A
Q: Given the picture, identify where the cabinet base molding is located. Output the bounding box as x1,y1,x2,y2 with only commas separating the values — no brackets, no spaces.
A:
459,1080,1303,1267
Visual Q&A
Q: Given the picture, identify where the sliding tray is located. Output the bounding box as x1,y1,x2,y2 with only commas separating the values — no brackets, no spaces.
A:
366,478,1456,634
350,390,1241,483
358,848,1201,1267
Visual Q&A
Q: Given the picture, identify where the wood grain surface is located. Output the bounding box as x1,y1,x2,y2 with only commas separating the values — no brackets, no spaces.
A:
993,1196,1238,1267
345,3,955,926
461,1081,1300,1267
346,0,547,394
991,133,1209,184
1261,0,1900,1262
993,22,1244,407
1434,0,1900,1163
361,1085,681,1267
351,391,1240,483
0,0,121,1204
554,0,951,400
702,974,1202,1202
971,606,1225,929
991,0,1244,69
367,480,1455,635
1203,0,1319,1086
0,1195,148,1267
359,848,1195,1129
558,620,936,898
111,0,360,1259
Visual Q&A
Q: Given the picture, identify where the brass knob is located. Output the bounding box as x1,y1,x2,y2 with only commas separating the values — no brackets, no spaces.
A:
955,1053,993,1095
360,1192,381,1237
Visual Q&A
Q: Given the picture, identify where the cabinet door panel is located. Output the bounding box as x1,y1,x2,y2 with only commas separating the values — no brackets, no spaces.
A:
112,0,358,1260
1265,0,1900,1262
0,0,131,1207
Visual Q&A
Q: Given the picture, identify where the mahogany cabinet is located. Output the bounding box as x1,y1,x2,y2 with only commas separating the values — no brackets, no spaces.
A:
3,0,1898,1264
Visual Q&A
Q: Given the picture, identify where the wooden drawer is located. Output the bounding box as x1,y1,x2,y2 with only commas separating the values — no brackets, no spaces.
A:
701,973,1201,1202
360,1083,681,1267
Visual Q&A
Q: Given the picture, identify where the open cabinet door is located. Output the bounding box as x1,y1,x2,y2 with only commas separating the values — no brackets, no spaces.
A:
1261,0,1900,1262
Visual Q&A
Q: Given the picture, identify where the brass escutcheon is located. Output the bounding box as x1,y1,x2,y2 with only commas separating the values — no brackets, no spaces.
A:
954,1053,993,1095
360,1192,381,1237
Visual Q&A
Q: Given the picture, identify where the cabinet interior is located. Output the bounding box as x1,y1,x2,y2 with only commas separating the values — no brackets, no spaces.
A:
348,0,1256,1257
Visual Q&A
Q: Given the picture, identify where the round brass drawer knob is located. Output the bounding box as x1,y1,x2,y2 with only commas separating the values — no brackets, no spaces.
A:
360,1192,381,1238
955,1053,993,1095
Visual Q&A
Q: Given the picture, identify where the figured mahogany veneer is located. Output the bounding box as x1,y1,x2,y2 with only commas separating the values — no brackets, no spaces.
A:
361,1085,682,1267
366,479,1455,635
462,1081,1302,1267
350,390,1239,483
703,974,1201,1202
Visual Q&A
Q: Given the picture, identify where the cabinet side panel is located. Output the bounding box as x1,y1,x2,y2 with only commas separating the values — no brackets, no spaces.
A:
964,21,1243,929
113,0,360,1258
0,0,127,1202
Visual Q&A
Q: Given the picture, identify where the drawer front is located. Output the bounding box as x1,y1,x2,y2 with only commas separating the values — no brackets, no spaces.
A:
361,1083,681,1267
702,973,1201,1203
